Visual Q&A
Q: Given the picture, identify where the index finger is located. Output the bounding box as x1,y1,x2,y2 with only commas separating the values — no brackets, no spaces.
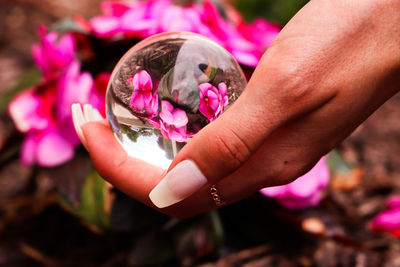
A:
82,120,166,206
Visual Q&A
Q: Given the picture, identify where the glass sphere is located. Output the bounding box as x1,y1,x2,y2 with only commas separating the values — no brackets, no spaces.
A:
106,32,247,169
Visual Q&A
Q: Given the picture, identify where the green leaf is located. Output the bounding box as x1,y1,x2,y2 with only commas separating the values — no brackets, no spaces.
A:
235,0,309,25
326,149,353,175
59,169,110,230
0,68,41,114
50,18,89,35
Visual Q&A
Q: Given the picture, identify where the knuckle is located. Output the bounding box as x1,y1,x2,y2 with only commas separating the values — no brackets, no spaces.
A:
212,128,251,169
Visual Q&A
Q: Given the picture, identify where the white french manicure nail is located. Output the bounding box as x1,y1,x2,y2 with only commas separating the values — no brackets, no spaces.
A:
83,104,93,122
149,160,207,208
71,103,88,148
90,108,104,121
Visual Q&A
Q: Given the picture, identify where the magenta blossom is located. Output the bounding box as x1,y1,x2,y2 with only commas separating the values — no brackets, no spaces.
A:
129,70,158,117
32,27,76,79
89,0,279,68
9,60,108,167
199,82,228,121
151,101,188,142
260,157,330,210
90,0,159,38
370,195,400,238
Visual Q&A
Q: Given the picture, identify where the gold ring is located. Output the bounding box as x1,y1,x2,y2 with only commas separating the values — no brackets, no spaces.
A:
210,185,225,207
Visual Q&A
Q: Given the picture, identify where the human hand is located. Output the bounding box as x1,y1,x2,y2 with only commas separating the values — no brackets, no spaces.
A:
73,0,400,218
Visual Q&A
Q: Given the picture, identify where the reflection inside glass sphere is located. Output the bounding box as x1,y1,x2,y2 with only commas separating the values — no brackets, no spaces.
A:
106,32,247,169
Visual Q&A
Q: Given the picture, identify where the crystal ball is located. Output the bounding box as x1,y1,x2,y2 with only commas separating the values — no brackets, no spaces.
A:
106,32,247,169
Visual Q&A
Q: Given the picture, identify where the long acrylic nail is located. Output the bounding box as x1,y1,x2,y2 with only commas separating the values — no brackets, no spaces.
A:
84,104,104,122
83,104,93,122
71,103,88,148
149,160,207,208
90,108,104,121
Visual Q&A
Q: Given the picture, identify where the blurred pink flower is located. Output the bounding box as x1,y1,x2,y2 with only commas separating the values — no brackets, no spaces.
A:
239,19,280,50
199,82,228,120
90,0,160,38
89,0,279,67
90,72,111,117
260,157,330,210
9,60,108,167
158,100,188,142
370,195,400,238
32,27,76,78
129,70,158,117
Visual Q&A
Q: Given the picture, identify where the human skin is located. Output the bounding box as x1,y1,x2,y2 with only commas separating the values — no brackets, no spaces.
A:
77,0,400,218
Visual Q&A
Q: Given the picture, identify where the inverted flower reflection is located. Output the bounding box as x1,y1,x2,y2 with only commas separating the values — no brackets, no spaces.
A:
199,82,228,121
159,101,189,142
260,157,330,210
128,68,231,142
129,70,158,117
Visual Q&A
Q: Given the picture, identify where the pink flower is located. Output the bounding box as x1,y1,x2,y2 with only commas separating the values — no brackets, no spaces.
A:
241,19,281,50
199,82,228,120
156,101,188,142
129,70,158,118
370,195,400,238
90,0,160,38
89,73,111,117
89,0,279,67
32,27,76,78
260,157,330,210
9,61,106,167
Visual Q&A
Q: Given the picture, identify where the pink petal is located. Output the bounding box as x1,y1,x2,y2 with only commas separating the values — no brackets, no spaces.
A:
8,90,49,132
101,1,132,16
138,70,153,90
36,129,75,167
90,16,120,37
32,45,46,73
199,100,213,120
149,118,161,129
287,158,329,198
159,101,175,124
171,108,188,128
57,61,94,120
167,126,187,142
371,208,400,232
260,157,330,210
199,83,213,94
230,50,260,68
132,93,145,111
21,134,37,166
387,195,400,210
218,82,227,97
260,186,288,198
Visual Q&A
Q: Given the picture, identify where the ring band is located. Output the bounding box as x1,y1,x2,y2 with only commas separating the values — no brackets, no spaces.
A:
210,185,225,207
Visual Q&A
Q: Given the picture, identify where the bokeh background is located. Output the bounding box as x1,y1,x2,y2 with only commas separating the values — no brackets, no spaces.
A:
1,0,400,266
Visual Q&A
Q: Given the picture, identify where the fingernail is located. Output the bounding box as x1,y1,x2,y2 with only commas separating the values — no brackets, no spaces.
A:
84,104,104,122
149,160,207,208
90,108,104,121
83,104,93,122
71,103,88,148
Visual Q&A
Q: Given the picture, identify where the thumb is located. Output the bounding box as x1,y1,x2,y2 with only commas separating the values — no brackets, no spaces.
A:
149,66,291,208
